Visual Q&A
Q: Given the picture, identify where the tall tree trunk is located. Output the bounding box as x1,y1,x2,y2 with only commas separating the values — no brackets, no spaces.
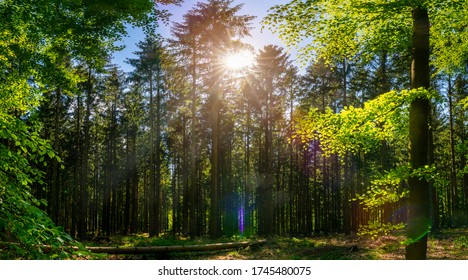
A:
342,59,351,234
313,141,319,234
48,88,62,225
125,121,139,234
78,71,92,240
265,88,274,235
448,75,458,224
258,82,274,236
209,87,221,238
406,7,431,260
130,127,139,234
155,69,162,236
244,97,252,236
189,50,199,236
125,130,131,234
149,69,160,237
171,155,180,235
288,78,295,236
71,93,81,238
182,117,189,235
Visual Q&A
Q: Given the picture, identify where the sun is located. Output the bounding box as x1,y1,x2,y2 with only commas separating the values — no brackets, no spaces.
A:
223,50,254,70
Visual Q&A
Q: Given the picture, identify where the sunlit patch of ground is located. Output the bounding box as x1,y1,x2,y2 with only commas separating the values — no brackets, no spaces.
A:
195,228,468,260
101,228,468,260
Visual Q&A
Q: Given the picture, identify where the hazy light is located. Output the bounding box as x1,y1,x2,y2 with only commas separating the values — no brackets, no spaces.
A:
223,50,254,70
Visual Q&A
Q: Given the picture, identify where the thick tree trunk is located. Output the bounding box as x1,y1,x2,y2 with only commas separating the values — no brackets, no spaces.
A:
405,7,431,260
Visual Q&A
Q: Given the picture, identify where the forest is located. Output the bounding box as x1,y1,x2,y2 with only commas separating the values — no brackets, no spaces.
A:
1,0,468,260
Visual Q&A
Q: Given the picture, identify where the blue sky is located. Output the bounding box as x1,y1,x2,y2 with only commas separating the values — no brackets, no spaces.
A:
112,0,293,72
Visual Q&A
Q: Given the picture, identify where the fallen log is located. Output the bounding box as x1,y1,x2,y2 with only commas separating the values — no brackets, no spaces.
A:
0,240,266,255
85,240,266,254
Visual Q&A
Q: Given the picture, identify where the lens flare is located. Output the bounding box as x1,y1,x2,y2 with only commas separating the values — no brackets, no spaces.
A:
238,207,244,234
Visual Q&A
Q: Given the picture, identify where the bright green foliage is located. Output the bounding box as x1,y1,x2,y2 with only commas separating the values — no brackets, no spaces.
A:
454,235,468,249
358,222,406,239
0,0,155,259
460,96,468,109
355,166,410,210
430,0,468,73
264,0,468,73
0,101,82,259
294,88,437,157
354,164,445,238
294,88,439,238
263,0,413,65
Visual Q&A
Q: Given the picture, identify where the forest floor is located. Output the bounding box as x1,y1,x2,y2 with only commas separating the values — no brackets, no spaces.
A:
96,227,468,260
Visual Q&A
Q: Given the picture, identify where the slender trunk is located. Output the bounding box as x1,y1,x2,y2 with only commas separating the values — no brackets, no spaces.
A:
244,98,251,236
189,49,199,236
289,81,295,235
149,70,158,237
50,88,62,224
125,130,131,234
265,87,274,235
78,71,92,240
182,117,189,235
448,75,458,224
131,126,138,233
71,93,81,238
209,87,221,238
313,141,318,234
155,68,162,235
342,59,351,234
171,155,179,235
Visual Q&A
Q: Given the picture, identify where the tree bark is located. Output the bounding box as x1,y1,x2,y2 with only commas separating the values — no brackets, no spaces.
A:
405,7,431,260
